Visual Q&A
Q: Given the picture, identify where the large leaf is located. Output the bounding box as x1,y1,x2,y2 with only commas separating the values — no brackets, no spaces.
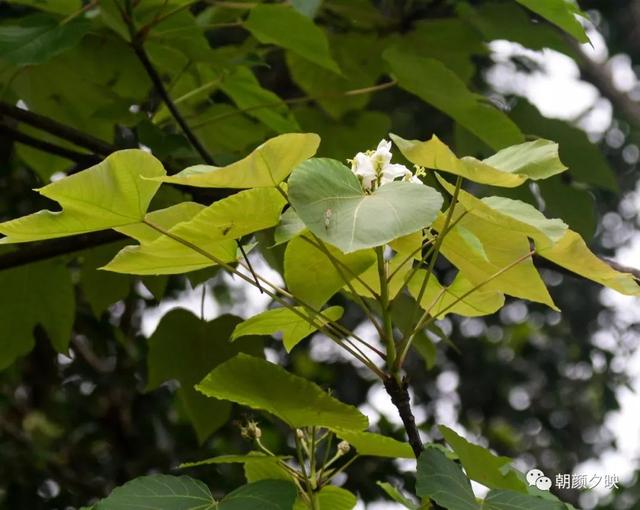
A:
196,353,368,430
435,210,558,310
95,474,216,510
0,14,90,66
514,0,589,43
288,158,443,253
232,306,344,352
384,48,523,151
0,259,74,370
156,133,320,188
439,426,526,492
244,4,340,73
146,310,264,443
391,135,566,188
0,150,165,243
221,66,300,133
538,230,640,296
284,235,376,308
416,448,479,510
219,480,297,510
408,270,505,319
483,490,564,510
104,188,285,275
331,429,414,458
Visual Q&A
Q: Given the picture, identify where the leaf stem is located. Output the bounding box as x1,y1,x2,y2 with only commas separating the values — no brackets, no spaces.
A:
376,247,396,371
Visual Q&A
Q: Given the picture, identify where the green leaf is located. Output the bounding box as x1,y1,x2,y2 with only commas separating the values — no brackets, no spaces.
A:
317,486,357,510
219,480,297,510
146,310,264,443
0,150,165,243
538,230,640,296
0,259,74,370
156,133,320,188
79,244,131,317
245,4,340,73
196,353,368,430
331,429,414,458
6,0,82,15
439,426,526,492
232,306,344,352
181,453,290,469
482,489,564,510
288,158,443,253
408,270,505,319
0,14,90,66
511,100,616,191
514,0,589,43
384,49,523,150
95,474,216,510
274,208,306,246
391,135,566,188
284,235,376,308
377,481,419,510
221,66,300,133
416,447,479,510
104,188,285,275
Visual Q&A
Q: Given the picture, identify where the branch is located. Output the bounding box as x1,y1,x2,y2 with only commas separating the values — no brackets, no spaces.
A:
129,34,214,165
0,123,101,165
0,101,115,156
384,376,423,458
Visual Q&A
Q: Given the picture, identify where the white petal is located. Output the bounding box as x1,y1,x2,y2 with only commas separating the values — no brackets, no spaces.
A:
383,163,410,180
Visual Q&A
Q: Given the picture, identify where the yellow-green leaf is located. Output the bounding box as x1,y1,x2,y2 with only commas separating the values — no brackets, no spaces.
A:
331,429,414,459
104,188,285,275
232,306,344,352
538,230,640,296
0,149,165,243
155,133,320,188
391,134,566,188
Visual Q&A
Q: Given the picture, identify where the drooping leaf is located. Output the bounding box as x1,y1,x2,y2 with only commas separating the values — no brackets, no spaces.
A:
384,49,523,150
244,4,340,73
146,310,264,443
377,481,420,510
104,188,285,275
0,259,74,370
391,135,566,188
439,426,526,492
482,489,564,510
180,453,290,469
331,428,414,458
284,235,376,308
219,480,297,510
221,66,300,133
95,474,216,510
436,175,568,248
196,353,368,430
155,133,320,188
0,14,90,66
288,158,443,253
0,150,165,243
408,270,505,319
538,230,640,296
514,0,589,43
416,447,479,510
232,306,344,352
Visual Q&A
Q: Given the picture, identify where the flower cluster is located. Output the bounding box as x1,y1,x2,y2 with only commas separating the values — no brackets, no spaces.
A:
350,139,421,191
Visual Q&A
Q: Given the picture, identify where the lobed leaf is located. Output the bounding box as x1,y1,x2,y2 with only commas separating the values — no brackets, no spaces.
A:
0,149,165,243
155,133,320,188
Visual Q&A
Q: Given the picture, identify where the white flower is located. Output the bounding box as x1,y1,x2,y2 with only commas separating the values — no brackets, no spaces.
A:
402,168,422,184
350,139,415,191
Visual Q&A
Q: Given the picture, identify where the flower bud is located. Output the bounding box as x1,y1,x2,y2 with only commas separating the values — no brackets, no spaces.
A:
337,440,351,455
